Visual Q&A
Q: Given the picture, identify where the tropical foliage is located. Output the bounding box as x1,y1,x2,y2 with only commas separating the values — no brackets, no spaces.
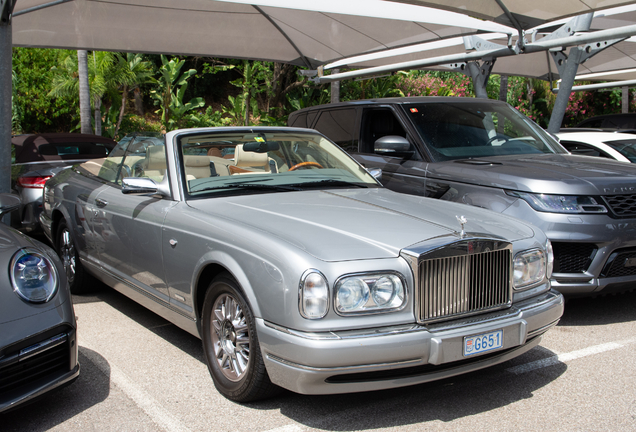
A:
11,47,634,138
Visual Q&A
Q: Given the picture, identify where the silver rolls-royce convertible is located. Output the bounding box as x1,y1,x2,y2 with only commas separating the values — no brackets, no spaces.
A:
40,127,563,402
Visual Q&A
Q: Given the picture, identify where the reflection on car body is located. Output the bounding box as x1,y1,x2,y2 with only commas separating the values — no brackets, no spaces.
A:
40,127,563,402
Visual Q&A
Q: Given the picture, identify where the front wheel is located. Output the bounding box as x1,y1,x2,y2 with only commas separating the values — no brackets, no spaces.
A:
201,274,280,402
56,220,91,294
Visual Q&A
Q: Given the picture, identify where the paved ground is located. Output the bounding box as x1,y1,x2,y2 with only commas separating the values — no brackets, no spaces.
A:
3,285,636,432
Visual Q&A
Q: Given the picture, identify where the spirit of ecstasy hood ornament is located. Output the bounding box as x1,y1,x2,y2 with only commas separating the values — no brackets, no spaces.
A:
456,215,467,239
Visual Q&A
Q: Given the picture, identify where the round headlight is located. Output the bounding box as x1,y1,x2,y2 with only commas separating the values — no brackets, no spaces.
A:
336,278,369,312
371,276,400,307
10,248,59,303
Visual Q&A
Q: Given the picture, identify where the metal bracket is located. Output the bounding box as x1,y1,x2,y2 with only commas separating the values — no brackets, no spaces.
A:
550,37,625,77
464,35,507,53
537,13,594,45
442,62,467,73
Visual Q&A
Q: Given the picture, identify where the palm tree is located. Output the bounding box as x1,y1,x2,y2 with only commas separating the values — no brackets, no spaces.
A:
50,51,153,136
112,53,155,137
77,50,91,134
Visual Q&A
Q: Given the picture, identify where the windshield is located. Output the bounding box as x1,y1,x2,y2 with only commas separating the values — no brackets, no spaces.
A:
404,102,567,162
605,139,636,162
177,130,379,198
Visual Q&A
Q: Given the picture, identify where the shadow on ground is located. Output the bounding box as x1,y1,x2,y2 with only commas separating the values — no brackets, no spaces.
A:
559,289,636,326
1,348,110,431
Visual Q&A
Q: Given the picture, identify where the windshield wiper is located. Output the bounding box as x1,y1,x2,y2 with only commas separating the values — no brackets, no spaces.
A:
289,179,371,189
190,183,303,193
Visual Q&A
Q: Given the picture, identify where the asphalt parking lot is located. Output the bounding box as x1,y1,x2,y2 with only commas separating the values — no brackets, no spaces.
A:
3,284,636,432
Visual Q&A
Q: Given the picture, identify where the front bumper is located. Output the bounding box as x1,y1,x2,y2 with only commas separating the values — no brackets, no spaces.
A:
258,289,563,395
0,305,79,413
503,200,636,295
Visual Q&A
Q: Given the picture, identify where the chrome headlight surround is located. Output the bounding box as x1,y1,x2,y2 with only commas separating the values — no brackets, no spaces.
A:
334,272,407,316
506,191,607,214
299,269,329,319
513,248,547,290
10,248,59,303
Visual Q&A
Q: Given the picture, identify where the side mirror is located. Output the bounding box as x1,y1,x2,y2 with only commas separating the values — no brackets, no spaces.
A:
374,135,413,157
367,167,382,182
122,177,170,197
0,193,21,217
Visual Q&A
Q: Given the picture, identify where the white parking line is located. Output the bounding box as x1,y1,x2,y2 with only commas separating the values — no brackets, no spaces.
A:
263,425,305,432
81,345,192,432
506,338,636,375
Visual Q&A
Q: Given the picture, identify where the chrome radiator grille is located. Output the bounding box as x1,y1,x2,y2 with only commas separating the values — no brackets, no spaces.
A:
418,248,512,323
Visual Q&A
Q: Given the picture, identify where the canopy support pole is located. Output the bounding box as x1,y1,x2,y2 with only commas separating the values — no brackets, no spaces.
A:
331,69,340,103
466,60,495,99
547,35,625,133
0,0,15,195
547,48,583,133
623,86,629,113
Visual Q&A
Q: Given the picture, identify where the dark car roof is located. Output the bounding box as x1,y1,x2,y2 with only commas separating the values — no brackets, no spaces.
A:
575,113,636,129
12,133,117,164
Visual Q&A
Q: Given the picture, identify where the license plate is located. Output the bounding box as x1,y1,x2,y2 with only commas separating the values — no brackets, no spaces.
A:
463,330,503,357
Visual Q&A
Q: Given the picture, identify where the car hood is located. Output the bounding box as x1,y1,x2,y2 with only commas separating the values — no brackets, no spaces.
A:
429,153,636,195
0,227,68,326
188,188,536,261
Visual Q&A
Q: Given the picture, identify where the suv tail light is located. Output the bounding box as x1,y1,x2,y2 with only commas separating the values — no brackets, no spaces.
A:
18,176,52,188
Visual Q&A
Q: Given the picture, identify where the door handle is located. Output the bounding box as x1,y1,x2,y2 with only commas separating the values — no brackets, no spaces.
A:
95,198,108,208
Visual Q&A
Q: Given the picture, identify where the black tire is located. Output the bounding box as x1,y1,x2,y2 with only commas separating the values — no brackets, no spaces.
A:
201,274,280,402
56,220,91,294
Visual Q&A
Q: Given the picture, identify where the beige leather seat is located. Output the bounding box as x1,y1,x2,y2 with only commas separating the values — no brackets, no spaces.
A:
230,144,276,175
184,155,212,180
143,145,167,181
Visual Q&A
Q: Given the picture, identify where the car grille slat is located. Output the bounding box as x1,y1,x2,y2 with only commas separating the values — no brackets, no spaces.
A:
552,242,596,273
603,194,636,217
0,337,70,396
601,248,636,278
419,249,511,323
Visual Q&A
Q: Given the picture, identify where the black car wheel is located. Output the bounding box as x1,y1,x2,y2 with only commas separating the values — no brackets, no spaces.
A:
201,274,279,402
57,220,90,294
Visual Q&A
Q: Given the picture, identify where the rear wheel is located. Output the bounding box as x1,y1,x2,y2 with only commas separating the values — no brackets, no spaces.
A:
201,274,280,402
56,220,91,294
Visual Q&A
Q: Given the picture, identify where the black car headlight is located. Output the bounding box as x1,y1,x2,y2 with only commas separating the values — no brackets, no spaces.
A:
513,248,547,289
10,248,59,303
506,191,607,214
334,273,406,315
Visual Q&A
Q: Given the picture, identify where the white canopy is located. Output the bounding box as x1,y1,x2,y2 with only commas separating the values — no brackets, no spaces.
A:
384,0,636,29
12,0,512,68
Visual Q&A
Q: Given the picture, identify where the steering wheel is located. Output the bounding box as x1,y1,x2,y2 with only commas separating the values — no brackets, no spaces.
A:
486,133,511,146
288,161,324,171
